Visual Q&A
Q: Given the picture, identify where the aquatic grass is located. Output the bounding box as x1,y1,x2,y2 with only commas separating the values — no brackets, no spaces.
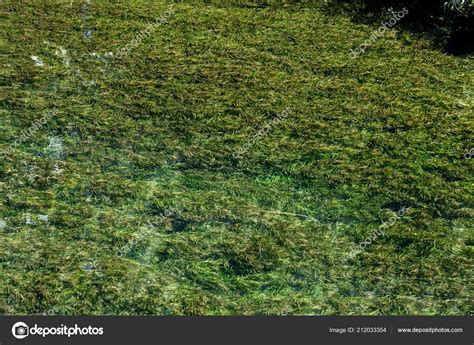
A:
0,0,472,315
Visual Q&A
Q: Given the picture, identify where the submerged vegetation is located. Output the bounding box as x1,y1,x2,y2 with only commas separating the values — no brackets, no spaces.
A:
0,0,472,315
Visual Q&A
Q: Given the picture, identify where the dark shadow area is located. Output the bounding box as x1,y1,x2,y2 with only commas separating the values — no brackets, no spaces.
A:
328,0,473,55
